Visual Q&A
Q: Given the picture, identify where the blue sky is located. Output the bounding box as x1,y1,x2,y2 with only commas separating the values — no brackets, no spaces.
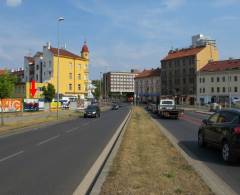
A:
0,0,240,79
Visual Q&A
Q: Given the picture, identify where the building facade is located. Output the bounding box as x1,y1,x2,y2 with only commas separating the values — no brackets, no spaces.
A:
23,42,89,99
161,36,219,104
134,68,161,103
103,70,138,98
197,59,240,105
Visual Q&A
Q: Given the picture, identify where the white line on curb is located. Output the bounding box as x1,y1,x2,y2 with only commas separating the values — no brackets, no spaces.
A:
36,135,60,146
0,150,24,163
73,110,131,195
151,116,238,195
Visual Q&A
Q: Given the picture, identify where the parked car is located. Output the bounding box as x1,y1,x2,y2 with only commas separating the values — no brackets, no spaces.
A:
84,105,100,118
198,109,240,163
112,104,119,110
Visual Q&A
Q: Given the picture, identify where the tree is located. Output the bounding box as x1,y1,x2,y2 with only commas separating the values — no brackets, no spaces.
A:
0,71,17,125
42,83,56,102
92,80,102,100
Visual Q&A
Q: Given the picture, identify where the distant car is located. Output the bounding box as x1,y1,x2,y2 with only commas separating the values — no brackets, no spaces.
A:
112,104,119,110
198,109,240,163
84,105,100,118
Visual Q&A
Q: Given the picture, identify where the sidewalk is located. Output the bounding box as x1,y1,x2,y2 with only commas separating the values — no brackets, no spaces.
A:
100,107,213,195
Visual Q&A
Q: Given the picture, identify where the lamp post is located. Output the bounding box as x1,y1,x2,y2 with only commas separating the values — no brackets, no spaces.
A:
99,72,102,102
57,16,64,120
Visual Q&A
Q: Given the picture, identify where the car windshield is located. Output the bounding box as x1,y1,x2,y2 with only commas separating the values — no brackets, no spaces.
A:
161,101,173,105
86,106,97,111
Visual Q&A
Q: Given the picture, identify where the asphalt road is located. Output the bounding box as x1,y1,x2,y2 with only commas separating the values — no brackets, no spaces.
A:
0,105,130,195
153,110,240,194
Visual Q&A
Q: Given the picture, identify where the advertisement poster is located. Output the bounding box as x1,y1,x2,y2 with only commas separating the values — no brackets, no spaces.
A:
24,99,39,111
0,98,22,112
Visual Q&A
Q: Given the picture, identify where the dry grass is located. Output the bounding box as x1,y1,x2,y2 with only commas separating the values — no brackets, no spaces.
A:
0,111,81,136
100,106,214,195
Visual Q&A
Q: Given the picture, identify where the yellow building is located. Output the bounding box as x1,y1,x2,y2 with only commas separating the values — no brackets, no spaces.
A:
22,42,89,99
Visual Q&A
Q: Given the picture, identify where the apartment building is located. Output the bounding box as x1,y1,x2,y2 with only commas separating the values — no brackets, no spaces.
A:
161,35,219,104
197,59,240,105
23,42,89,99
103,70,138,98
135,68,161,103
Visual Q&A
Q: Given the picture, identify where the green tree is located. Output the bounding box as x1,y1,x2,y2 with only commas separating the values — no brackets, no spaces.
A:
92,80,102,100
0,71,17,125
42,83,56,102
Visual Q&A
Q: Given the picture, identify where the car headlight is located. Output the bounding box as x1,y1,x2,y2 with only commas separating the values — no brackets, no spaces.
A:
92,111,96,114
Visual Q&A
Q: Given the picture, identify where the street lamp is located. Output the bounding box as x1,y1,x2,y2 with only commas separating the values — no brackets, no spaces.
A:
57,16,64,120
99,72,102,101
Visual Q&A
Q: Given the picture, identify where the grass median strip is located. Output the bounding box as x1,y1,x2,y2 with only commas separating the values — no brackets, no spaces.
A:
100,106,213,195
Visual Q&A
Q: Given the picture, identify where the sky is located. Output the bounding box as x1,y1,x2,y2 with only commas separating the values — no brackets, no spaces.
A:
0,0,240,79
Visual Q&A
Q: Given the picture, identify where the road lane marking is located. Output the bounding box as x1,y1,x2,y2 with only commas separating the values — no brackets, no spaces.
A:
82,122,90,126
36,135,60,146
66,127,78,133
180,114,202,126
0,151,24,163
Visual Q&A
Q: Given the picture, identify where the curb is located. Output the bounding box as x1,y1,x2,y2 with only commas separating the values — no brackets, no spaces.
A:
150,116,238,195
73,109,132,195
195,111,213,115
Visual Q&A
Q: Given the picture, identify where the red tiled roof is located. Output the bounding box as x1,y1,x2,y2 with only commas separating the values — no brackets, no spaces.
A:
200,59,240,72
50,47,83,59
0,69,6,75
25,56,34,64
135,68,161,79
162,46,205,61
81,42,89,53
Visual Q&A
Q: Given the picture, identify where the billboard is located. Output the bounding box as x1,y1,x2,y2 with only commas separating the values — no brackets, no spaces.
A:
23,99,39,111
0,98,22,112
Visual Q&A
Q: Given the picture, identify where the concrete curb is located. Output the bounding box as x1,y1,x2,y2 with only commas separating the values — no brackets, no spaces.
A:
73,109,132,195
150,116,238,195
90,108,132,195
195,110,213,115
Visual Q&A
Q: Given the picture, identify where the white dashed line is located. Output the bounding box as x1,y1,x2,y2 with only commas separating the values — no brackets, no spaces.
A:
82,122,90,126
66,127,78,133
0,151,24,163
36,135,60,146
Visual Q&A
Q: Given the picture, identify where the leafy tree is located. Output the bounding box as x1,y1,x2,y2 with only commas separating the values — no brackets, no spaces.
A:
0,70,17,125
92,80,102,100
42,83,56,102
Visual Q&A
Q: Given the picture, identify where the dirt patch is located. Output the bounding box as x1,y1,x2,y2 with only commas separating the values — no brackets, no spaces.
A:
100,106,213,195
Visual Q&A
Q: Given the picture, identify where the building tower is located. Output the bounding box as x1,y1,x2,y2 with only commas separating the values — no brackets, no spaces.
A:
81,41,89,60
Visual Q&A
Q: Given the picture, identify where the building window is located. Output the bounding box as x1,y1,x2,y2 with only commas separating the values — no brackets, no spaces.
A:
69,73,72,79
36,74,38,80
217,87,220,93
222,76,225,82
69,84,72,91
203,88,205,93
49,71,51,76
234,76,238,82
211,87,214,93
78,84,81,90
203,78,205,83
234,87,238,92
199,78,201,83
78,74,81,80
211,77,214,82
217,77,220,82
223,87,225,93
78,64,81,70
69,63,72,71
200,88,202,93
229,87,231,92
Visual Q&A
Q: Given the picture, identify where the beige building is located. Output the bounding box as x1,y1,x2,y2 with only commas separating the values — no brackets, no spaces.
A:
161,35,219,104
197,59,240,105
135,68,161,103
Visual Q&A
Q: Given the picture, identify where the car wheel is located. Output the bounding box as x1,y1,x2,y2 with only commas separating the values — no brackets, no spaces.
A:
198,131,206,148
222,141,234,163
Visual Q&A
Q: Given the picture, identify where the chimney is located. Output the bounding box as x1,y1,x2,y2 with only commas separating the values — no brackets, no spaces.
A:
47,42,51,49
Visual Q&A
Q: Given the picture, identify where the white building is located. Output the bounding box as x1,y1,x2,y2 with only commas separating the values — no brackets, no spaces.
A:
197,59,240,105
103,70,138,98
135,68,161,103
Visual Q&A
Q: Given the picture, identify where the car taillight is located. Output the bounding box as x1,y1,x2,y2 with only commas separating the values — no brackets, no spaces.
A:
234,126,240,134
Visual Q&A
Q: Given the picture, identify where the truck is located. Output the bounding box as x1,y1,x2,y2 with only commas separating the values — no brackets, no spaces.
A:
158,99,184,119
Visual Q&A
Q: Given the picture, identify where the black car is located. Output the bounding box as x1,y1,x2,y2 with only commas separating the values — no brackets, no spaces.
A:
112,104,119,110
84,105,100,118
198,109,240,162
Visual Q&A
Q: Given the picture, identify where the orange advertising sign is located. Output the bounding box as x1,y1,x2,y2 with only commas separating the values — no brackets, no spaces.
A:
0,98,22,112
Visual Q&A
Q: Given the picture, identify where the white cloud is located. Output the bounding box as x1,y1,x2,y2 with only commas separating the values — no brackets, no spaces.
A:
6,0,22,7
